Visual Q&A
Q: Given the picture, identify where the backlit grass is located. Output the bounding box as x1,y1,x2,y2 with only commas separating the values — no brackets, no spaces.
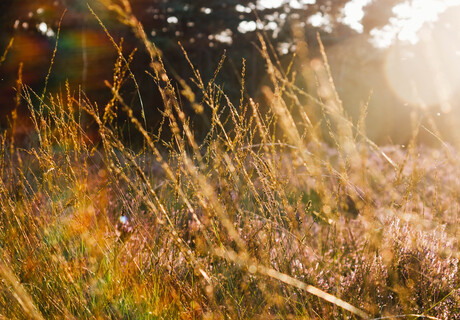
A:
1,2,459,319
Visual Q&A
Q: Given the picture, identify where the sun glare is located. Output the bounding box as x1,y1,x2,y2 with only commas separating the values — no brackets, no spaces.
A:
255,0,460,110
384,3,460,110
256,0,460,49
370,0,460,47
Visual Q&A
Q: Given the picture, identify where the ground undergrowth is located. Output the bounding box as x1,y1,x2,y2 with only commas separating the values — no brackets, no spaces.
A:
1,1,459,319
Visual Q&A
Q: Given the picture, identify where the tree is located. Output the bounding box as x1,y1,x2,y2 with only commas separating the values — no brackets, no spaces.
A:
4,0,439,143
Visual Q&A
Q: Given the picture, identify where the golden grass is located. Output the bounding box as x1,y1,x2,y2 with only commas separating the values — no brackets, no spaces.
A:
0,2,459,319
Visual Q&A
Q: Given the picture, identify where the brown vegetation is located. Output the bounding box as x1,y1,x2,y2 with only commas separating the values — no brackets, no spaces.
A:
0,2,459,319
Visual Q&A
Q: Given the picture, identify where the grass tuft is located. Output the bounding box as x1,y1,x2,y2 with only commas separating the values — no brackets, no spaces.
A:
1,2,459,319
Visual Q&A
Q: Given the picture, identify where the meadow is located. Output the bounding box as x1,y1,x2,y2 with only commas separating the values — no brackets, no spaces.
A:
0,2,459,319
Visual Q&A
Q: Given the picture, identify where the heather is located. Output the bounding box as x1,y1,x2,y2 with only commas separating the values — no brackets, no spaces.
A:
0,2,459,319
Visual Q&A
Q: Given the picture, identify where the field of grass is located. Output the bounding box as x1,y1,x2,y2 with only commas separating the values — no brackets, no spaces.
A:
1,2,459,319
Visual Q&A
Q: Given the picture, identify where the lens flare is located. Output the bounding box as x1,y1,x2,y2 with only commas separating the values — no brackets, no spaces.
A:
383,7,460,111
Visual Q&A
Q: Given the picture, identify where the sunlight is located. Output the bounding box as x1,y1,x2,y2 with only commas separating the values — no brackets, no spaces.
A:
4,1,460,318
258,0,284,9
307,12,332,32
384,4,460,109
256,0,460,48
370,0,460,47
339,0,372,33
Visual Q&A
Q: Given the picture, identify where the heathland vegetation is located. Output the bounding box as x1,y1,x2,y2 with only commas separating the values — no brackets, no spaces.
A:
1,1,459,319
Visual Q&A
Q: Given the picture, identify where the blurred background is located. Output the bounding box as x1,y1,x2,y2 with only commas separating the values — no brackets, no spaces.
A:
1,0,460,146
